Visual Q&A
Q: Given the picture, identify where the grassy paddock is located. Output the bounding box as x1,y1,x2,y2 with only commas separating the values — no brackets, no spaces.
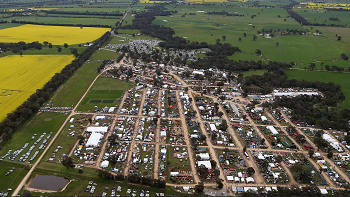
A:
77,77,134,112
286,69,350,109
50,62,101,107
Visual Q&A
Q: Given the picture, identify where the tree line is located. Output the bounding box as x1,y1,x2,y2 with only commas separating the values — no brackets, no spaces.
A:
0,41,42,52
43,10,124,17
10,19,112,28
0,31,111,141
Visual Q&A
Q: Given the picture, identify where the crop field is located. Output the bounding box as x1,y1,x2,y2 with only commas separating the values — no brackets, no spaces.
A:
77,77,134,112
0,24,108,45
286,69,350,109
7,16,116,26
0,55,74,121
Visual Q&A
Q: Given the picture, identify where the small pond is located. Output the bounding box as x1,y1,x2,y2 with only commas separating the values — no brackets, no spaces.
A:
29,175,68,191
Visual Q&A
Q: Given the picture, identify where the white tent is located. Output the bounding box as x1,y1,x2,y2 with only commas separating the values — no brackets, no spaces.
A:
95,116,105,120
160,131,166,137
170,172,179,176
198,161,212,170
320,189,328,195
101,160,109,168
87,127,109,134
210,124,217,131
227,176,234,181
246,177,255,183
196,153,210,160
86,132,103,147
261,116,267,122
267,126,278,135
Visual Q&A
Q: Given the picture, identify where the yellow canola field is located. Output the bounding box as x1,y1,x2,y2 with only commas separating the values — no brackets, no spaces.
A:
0,55,74,121
0,24,109,45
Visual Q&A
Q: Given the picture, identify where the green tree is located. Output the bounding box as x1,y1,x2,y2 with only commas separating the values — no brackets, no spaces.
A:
61,156,74,169
63,43,69,48
253,35,257,41
247,167,255,176
195,182,204,194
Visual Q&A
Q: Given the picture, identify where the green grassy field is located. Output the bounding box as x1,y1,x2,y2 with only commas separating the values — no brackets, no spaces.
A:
6,16,116,26
50,62,101,107
0,161,28,195
0,113,67,164
77,77,134,112
286,69,350,108
54,7,128,13
151,4,349,66
90,50,120,61
0,23,22,30
293,8,350,26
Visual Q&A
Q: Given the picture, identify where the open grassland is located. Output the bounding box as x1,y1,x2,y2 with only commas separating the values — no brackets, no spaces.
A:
0,24,109,45
50,62,101,107
0,161,28,195
77,77,134,112
293,8,350,26
0,55,74,121
90,50,120,61
286,69,350,108
54,7,128,13
153,4,349,65
0,23,23,30
7,16,116,26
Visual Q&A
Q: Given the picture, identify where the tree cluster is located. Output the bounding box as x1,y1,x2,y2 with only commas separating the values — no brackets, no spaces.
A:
0,41,42,53
127,175,166,188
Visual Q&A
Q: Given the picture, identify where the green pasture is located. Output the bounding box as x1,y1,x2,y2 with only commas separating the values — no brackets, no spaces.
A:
6,16,116,26
50,62,101,107
285,69,350,108
152,4,350,65
90,50,120,61
77,77,134,112
0,161,28,195
293,8,350,26
0,23,22,30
